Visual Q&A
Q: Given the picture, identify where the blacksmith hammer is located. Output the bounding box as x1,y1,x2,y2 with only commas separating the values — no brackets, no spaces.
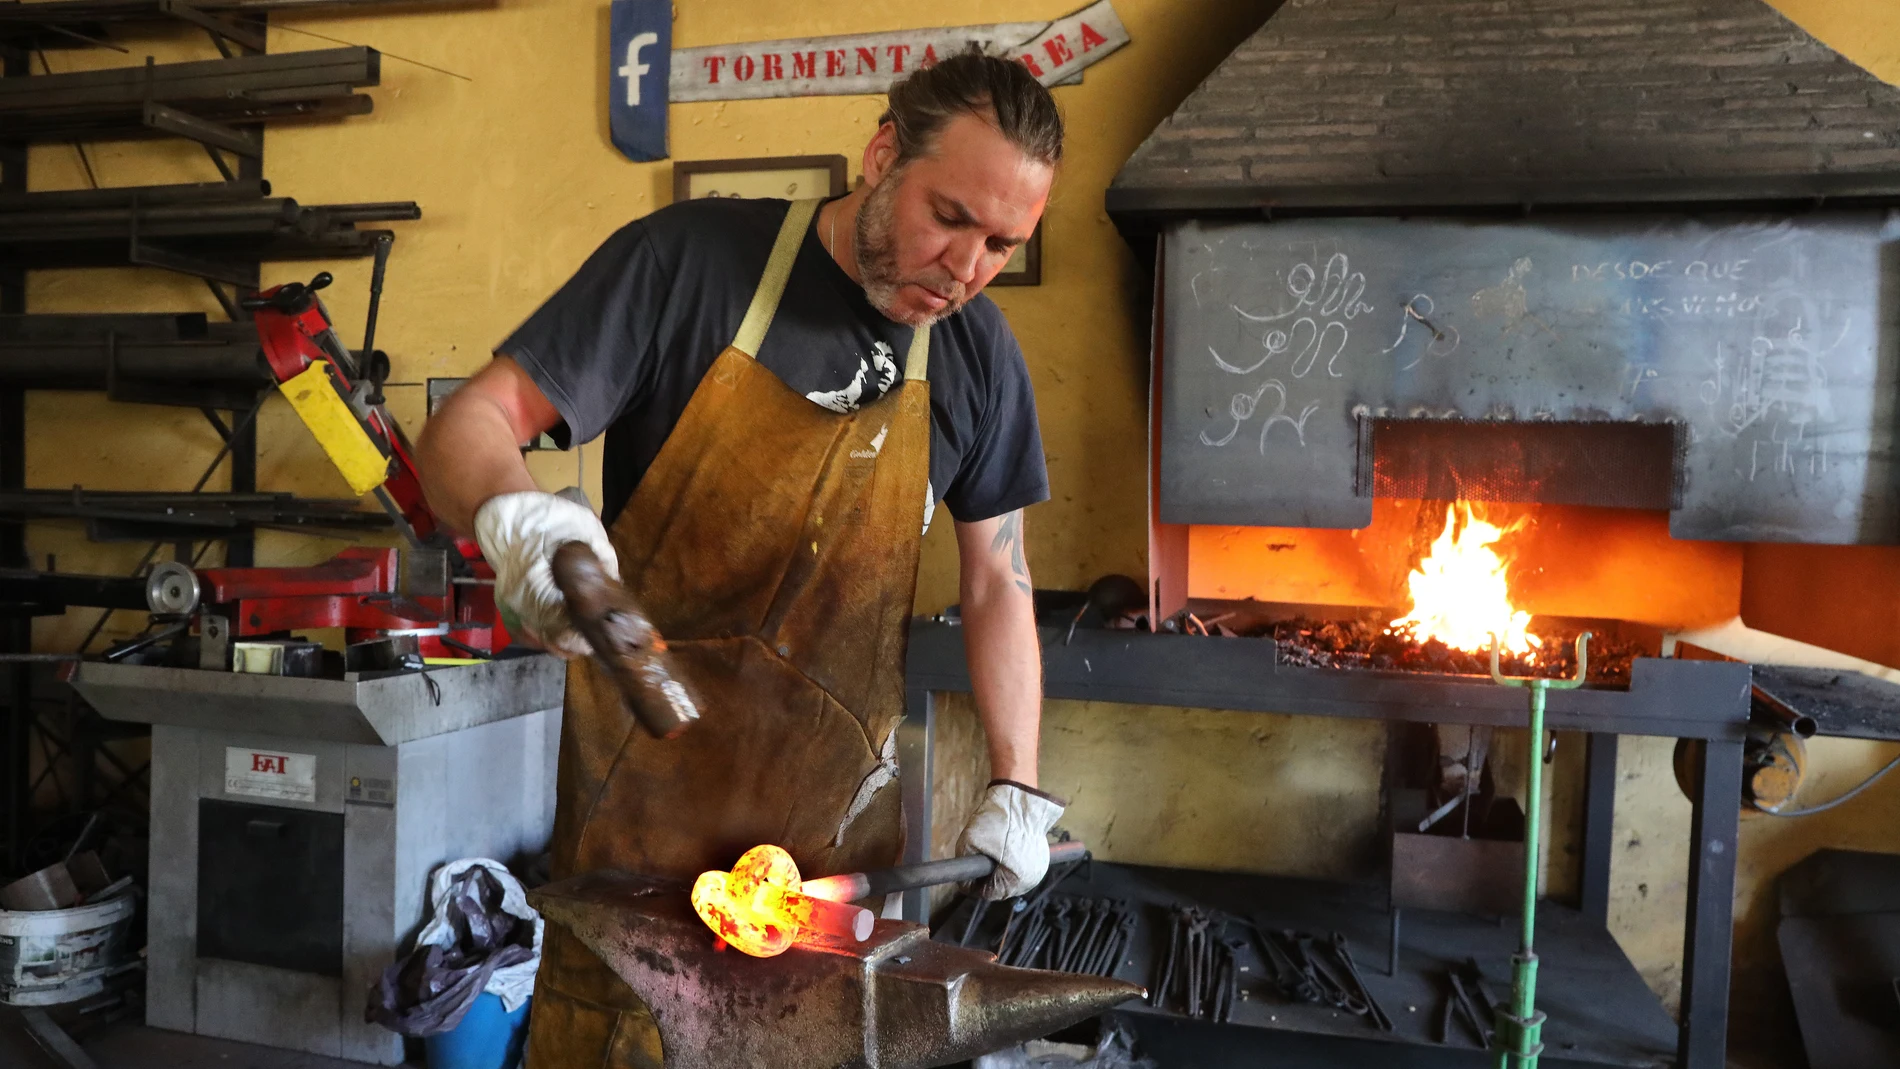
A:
550,540,700,739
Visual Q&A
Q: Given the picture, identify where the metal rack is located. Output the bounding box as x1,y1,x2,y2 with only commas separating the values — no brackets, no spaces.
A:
899,620,1750,1069
0,3,420,875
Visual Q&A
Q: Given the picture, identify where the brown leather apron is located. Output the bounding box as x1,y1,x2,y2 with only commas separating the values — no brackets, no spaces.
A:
525,198,932,1068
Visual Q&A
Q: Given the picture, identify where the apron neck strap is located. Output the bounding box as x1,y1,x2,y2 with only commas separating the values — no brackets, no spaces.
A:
732,197,933,384
732,198,821,358
904,323,930,382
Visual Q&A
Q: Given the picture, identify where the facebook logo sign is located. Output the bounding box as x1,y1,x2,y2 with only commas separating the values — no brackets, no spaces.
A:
610,0,669,162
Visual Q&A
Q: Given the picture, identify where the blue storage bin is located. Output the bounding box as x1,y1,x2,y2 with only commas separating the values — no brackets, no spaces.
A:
425,992,531,1069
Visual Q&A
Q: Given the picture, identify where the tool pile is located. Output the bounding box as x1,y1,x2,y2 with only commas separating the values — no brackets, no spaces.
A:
1152,907,1245,1023
1438,959,1500,1047
991,895,1136,979
1247,925,1393,1031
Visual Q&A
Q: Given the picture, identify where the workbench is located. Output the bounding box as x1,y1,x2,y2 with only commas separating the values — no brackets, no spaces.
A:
899,620,1750,1069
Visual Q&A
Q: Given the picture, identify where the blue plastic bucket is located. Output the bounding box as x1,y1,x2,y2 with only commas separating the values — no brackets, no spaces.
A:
425,992,530,1069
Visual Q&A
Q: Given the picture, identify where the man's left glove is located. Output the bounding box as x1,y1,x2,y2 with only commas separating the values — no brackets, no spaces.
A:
956,780,1067,901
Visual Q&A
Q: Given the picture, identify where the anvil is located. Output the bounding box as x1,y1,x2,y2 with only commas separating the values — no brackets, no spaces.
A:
529,869,1145,1069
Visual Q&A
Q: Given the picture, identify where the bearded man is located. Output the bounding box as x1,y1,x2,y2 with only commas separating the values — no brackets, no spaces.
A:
416,51,1066,1067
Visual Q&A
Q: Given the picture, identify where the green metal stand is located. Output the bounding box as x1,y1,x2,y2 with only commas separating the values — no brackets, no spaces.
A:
1488,633,1591,1069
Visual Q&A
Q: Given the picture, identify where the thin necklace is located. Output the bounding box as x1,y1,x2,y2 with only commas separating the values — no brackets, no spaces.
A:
827,203,840,266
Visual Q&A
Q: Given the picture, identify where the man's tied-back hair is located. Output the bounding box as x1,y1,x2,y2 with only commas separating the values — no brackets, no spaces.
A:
880,48,1063,167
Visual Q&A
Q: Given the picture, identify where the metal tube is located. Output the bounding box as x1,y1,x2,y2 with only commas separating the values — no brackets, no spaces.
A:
802,840,1088,903
1521,684,1544,960
0,180,268,211
1750,684,1817,738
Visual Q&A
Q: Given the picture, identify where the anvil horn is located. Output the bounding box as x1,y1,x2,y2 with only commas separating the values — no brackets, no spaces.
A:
530,870,1145,1069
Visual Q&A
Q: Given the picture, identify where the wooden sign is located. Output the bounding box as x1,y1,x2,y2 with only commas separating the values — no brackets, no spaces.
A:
671,0,1129,103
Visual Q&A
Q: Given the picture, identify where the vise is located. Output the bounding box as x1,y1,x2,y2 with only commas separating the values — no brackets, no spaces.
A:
530,869,1145,1069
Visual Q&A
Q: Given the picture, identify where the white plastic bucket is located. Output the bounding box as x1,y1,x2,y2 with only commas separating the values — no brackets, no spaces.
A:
0,893,136,1006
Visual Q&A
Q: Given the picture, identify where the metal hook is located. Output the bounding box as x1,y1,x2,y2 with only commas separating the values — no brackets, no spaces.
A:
1489,631,1591,690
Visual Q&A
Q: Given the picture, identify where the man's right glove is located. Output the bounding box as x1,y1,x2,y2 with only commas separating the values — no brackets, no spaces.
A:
473,490,619,658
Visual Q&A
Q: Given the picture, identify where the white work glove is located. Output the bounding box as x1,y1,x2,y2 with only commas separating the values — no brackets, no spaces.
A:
473,490,619,659
956,780,1066,901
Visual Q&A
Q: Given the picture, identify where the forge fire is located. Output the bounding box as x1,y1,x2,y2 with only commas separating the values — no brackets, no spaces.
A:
1262,504,1644,685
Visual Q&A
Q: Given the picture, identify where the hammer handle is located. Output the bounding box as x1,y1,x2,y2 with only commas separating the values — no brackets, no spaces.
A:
802,840,1087,903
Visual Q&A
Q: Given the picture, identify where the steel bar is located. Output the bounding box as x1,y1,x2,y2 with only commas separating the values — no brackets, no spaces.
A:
142,101,260,157
802,839,1087,903
124,240,254,287
16,93,372,144
320,201,421,224
0,569,149,610
0,46,377,112
157,0,266,51
1581,733,1618,927
0,198,302,239
1,223,402,273
0,41,23,878
897,686,934,923
1678,737,1742,1069
0,0,469,34
0,313,267,390
0,179,267,210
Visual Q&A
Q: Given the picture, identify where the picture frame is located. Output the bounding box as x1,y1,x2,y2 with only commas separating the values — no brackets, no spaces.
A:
987,222,1042,287
672,154,849,203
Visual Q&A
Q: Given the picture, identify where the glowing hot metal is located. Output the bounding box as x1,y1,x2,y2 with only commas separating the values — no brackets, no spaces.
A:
691,844,873,957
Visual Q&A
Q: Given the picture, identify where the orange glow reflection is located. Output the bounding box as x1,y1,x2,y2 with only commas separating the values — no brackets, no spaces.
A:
691,844,806,958
1388,504,1541,658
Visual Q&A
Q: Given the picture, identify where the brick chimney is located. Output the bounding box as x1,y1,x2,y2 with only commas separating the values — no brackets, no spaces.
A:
1110,0,1900,221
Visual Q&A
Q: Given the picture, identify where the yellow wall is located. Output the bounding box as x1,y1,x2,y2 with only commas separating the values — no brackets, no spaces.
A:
19,2,1900,1063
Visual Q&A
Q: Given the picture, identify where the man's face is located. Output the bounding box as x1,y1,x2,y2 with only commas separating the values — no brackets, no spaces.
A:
856,112,1054,327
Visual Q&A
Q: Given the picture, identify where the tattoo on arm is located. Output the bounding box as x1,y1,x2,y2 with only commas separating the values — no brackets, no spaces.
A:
989,510,1033,597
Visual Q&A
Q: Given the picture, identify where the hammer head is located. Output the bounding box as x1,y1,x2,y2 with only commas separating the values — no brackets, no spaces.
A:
550,541,700,739
531,870,1145,1069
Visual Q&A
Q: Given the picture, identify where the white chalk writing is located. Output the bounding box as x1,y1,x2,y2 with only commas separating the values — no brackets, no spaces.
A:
1381,294,1461,370
1201,379,1318,450
1232,250,1372,380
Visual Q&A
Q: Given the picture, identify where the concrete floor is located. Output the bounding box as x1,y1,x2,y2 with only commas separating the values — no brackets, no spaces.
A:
1,1004,398,1069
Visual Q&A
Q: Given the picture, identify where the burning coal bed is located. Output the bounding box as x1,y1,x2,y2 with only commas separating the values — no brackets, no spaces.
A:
1260,504,1642,686
1268,618,1643,687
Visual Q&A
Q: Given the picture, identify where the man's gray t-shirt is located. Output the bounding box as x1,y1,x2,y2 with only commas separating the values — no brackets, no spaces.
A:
497,196,1050,529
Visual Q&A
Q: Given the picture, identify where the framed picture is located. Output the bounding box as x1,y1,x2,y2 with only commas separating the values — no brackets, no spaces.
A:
988,222,1042,287
672,155,848,203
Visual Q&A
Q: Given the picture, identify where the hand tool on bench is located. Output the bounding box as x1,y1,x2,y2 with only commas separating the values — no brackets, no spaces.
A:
549,540,700,739
1488,633,1591,1069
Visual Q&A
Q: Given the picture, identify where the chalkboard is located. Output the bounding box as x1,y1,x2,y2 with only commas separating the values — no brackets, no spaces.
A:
1160,212,1900,543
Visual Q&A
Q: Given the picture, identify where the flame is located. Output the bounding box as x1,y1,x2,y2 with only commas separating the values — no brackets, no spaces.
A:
691,844,807,958
1387,504,1541,658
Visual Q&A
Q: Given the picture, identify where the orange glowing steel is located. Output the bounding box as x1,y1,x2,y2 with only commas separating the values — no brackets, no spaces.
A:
691,844,807,958
689,844,888,957
1388,504,1541,658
